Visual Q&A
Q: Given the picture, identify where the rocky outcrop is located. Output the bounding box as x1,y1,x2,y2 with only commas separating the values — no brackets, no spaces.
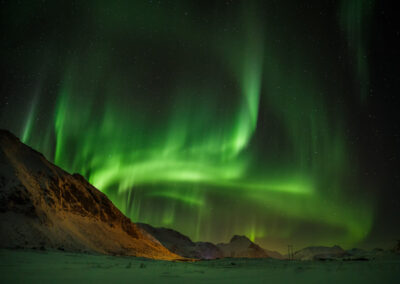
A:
0,129,181,260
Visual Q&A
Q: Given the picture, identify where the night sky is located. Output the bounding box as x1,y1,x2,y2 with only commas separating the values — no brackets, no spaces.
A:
0,0,399,253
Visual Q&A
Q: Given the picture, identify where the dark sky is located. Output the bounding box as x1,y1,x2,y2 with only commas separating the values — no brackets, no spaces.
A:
0,0,399,252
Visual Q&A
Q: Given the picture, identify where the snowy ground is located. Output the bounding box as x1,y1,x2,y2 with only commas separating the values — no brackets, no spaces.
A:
1,249,399,283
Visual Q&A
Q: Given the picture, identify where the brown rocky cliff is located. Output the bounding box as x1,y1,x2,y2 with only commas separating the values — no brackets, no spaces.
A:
0,129,182,260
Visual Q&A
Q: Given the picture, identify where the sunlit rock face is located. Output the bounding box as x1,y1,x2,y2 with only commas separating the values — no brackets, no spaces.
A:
0,130,181,260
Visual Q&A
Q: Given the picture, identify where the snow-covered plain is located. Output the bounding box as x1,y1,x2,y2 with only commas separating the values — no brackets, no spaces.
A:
1,249,399,283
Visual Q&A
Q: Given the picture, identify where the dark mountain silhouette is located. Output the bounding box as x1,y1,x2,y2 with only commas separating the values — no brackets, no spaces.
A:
138,223,284,259
217,235,271,258
137,223,223,259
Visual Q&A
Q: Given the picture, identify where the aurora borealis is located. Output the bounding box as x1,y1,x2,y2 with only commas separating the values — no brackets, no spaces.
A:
1,1,399,252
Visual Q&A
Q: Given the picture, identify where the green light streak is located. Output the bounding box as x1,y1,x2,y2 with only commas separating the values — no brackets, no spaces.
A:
147,191,204,207
339,0,374,101
21,93,39,143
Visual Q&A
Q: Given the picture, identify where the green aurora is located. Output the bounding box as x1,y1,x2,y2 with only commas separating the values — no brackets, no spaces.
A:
3,1,377,252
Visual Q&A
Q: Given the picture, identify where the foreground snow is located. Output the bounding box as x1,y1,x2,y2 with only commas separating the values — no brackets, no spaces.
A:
1,249,399,283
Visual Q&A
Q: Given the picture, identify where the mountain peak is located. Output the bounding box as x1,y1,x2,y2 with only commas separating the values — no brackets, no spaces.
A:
230,235,252,244
216,235,269,258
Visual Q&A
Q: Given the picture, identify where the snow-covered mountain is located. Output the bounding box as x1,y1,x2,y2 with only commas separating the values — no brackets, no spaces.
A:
0,130,181,260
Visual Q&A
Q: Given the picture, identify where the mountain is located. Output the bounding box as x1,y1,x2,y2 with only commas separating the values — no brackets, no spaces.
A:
0,130,181,260
344,248,387,261
137,224,285,260
137,223,223,259
293,245,347,261
217,235,270,258
136,223,285,259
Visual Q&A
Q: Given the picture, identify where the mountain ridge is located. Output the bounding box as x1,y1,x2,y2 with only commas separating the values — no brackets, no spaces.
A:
138,223,284,259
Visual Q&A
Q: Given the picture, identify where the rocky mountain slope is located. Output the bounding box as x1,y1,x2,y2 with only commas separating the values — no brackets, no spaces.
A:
0,130,181,260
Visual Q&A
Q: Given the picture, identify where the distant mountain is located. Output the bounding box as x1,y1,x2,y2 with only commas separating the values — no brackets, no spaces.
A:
293,245,347,260
0,130,181,260
344,248,386,260
217,235,271,258
138,223,285,260
137,223,223,259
